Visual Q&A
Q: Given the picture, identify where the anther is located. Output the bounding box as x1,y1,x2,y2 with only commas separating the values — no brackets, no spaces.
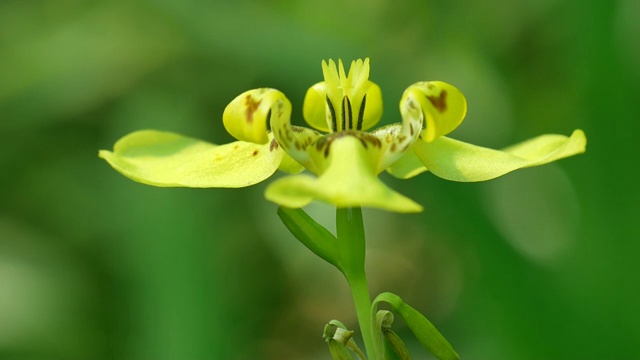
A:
357,94,367,130
326,96,337,133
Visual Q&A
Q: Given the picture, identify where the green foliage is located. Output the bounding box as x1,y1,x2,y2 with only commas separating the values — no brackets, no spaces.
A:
373,293,458,360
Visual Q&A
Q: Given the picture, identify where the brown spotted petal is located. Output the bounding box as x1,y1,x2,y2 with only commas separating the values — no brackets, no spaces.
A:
383,81,466,179
270,97,324,174
369,86,426,173
402,81,467,143
223,88,291,145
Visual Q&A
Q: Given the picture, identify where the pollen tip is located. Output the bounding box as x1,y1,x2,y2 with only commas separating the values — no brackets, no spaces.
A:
338,59,348,81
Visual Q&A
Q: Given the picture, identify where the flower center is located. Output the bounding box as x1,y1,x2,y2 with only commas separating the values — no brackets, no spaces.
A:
303,58,383,133
325,94,368,133
313,130,382,158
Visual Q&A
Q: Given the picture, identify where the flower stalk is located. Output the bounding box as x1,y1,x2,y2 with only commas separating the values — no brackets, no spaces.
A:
346,271,375,359
335,207,376,358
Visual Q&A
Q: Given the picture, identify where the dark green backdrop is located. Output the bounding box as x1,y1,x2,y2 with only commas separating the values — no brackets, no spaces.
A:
1,0,637,358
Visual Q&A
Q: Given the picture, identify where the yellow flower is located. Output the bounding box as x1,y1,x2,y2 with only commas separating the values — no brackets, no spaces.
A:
99,58,586,212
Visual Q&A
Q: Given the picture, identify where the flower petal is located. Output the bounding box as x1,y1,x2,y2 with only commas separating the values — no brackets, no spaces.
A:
222,88,290,144
99,129,284,187
303,82,333,132
373,81,459,177
414,129,587,182
370,78,426,172
265,136,422,212
278,152,305,174
361,81,383,130
402,81,467,143
271,102,324,173
385,147,428,179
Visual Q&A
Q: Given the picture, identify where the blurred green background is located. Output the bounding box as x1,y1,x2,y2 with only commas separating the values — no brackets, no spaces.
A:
1,0,638,359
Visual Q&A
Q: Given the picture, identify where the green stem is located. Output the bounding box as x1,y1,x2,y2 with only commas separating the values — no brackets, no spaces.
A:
346,270,376,359
336,207,376,359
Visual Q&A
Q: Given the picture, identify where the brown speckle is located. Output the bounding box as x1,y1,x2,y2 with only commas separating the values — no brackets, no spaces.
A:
277,129,289,146
370,136,382,148
390,143,397,152
270,139,279,152
427,90,447,113
244,94,262,123
252,150,259,156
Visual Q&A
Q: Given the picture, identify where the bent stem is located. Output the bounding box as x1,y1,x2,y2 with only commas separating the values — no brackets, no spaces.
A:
336,207,376,359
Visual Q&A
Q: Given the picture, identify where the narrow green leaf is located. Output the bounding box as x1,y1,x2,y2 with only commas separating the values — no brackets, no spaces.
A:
384,330,412,360
328,339,358,360
277,207,340,270
376,310,412,360
373,293,459,360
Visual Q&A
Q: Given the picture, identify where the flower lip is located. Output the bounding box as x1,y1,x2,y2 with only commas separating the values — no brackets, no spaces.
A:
313,129,383,161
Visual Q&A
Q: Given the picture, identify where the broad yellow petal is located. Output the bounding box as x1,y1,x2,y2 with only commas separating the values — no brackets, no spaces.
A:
99,130,283,187
414,129,587,182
